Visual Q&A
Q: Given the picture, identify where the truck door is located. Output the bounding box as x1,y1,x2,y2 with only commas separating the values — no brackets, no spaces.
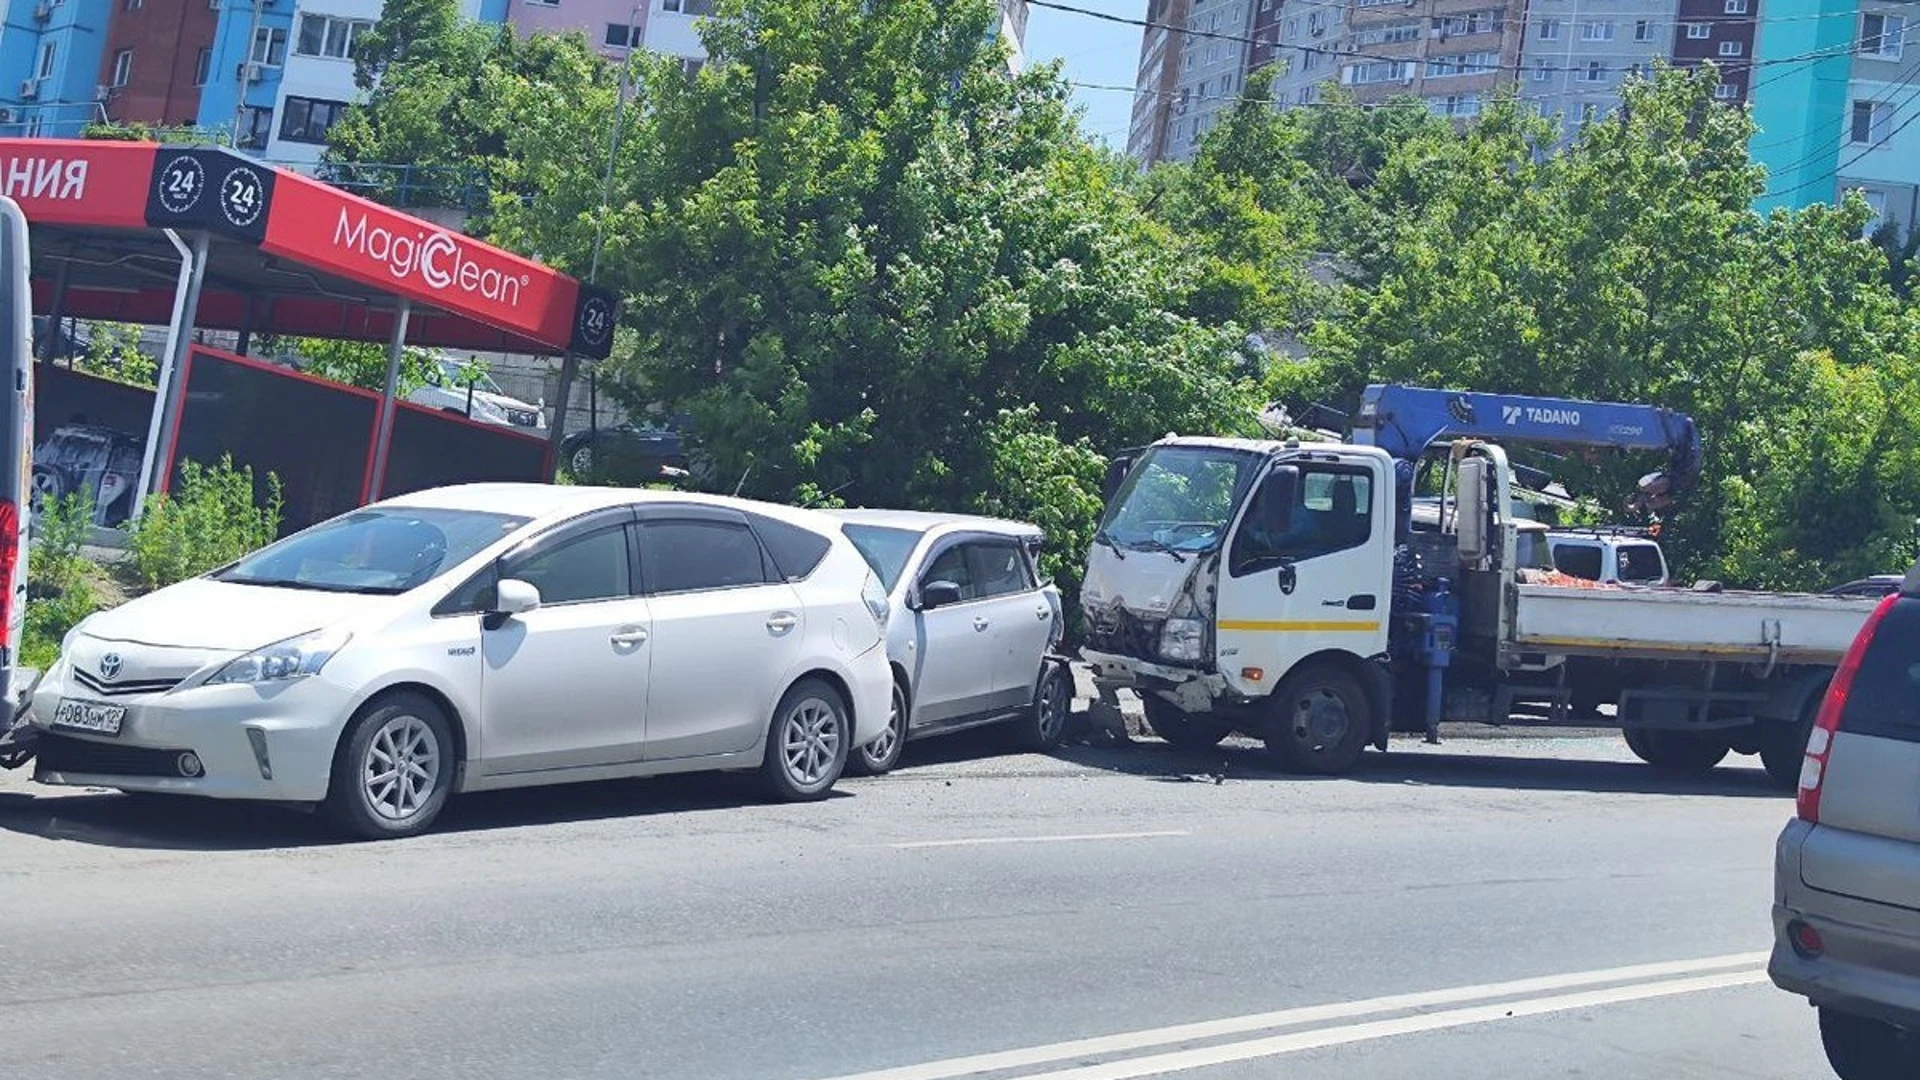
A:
1214,455,1391,699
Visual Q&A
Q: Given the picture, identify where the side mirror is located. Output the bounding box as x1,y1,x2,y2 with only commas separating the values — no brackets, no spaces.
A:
919,580,964,610
1456,458,1489,562
1102,456,1134,502
1258,465,1299,535
484,578,541,629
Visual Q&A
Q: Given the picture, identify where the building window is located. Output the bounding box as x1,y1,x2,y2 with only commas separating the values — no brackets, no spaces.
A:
1282,16,1298,38
35,42,55,80
278,95,349,144
1533,58,1550,81
1724,0,1748,12
1581,21,1615,41
680,57,702,78
1861,13,1906,59
237,105,272,150
296,15,374,60
1426,51,1498,78
1538,18,1561,40
1718,40,1743,56
604,22,639,47
1302,49,1319,71
1341,59,1416,85
524,0,556,5
1635,19,1654,41
1436,10,1499,35
252,27,287,66
195,47,213,85
124,0,142,10
1714,82,1738,100
1852,99,1892,143
1308,10,1327,35
1427,92,1480,116
110,49,133,88
1685,22,1710,39
1577,60,1607,82
23,115,41,137
1581,103,1598,124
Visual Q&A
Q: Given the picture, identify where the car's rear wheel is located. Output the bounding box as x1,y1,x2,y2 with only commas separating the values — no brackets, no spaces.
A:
323,692,455,841
760,678,849,801
1264,663,1372,775
847,681,907,777
1142,696,1231,751
1820,1007,1920,1080
1013,661,1072,752
1623,727,1729,772
568,443,595,477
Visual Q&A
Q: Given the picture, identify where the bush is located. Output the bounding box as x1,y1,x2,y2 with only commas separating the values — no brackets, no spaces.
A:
31,489,94,594
20,577,97,672
128,456,283,590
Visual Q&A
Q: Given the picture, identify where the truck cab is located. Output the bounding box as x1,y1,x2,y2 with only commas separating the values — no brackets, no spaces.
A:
1082,437,1398,772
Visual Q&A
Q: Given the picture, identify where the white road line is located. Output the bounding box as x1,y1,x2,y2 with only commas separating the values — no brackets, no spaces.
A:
1012,969,1769,1080
887,831,1192,850
809,951,1769,1080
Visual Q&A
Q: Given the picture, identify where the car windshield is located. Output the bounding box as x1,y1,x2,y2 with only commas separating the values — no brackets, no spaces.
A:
1100,446,1259,552
214,507,531,594
842,524,923,592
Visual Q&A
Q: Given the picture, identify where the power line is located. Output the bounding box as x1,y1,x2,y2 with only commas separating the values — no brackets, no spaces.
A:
1762,66,1920,199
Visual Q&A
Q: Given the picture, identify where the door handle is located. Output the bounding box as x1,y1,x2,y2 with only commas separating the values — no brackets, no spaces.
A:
973,617,991,632
766,613,799,634
1277,562,1297,596
1035,607,1051,620
1347,594,1378,611
610,627,648,647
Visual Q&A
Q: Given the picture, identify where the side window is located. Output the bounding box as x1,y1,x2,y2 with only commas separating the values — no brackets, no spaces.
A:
969,542,1034,598
1552,543,1604,581
1229,467,1374,576
643,520,772,594
505,526,632,605
438,562,499,615
920,544,977,601
747,513,832,581
1617,544,1664,583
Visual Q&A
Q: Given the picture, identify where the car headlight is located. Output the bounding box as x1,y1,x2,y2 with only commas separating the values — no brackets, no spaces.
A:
860,572,891,630
1159,617,1205,662
60,615,95,656
203,628,351,687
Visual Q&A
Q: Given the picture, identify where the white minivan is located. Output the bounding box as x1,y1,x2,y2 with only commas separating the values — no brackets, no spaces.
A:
28,484,894,838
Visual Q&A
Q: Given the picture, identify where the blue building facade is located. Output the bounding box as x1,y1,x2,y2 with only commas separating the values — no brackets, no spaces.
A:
195,0,297,149
0,0,112,138
1749,0,1859,216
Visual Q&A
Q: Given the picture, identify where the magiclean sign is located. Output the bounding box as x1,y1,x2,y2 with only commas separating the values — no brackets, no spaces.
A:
332,208,529,309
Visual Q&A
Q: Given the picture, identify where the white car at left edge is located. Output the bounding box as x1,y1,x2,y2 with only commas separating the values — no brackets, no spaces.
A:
27,484,895,839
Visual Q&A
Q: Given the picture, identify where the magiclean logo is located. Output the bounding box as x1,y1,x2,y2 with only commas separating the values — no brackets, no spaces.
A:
333,208,530,308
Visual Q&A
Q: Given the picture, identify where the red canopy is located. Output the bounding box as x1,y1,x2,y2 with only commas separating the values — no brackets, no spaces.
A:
0,138,617,359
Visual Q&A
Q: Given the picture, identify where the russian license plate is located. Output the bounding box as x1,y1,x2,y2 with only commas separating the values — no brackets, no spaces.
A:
50,698,127,736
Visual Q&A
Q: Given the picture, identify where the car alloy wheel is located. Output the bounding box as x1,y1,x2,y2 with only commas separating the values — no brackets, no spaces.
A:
363,714,442,822
569,445,594,476
853,685,907,775
781,695,843,790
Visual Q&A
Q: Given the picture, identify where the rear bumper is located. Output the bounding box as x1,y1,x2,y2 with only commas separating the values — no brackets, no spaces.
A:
1771,819,1920,1030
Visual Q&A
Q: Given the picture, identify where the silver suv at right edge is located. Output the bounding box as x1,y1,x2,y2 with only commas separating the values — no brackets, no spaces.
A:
1771,566,1920,1079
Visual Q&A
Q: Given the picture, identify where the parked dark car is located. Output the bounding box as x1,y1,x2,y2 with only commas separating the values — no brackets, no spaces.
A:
560,420,693,484
32,423,145,526
1825,575,1903,599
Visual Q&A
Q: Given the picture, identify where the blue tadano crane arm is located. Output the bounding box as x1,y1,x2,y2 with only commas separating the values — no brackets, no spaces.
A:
1350,384,1703,509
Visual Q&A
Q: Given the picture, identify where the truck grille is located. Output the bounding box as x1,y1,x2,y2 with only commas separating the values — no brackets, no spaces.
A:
1084,604,1166,661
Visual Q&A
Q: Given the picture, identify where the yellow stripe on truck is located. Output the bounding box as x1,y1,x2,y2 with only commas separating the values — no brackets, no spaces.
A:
1217,620,1382,633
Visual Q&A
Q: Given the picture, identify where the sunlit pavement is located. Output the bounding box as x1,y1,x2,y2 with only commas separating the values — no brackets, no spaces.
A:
0,722,1826,1080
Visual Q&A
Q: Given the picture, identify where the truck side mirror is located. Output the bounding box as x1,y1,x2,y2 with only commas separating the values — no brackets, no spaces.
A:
1456,458,1489,562
1102,456,1133,502
1259,465,1299,535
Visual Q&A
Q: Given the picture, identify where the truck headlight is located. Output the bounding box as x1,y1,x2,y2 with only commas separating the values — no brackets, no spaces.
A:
204,628,350,687
1159,618,1205,662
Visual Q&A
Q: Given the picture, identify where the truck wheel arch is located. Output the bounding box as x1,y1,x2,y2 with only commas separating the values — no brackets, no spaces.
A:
1280,648,1393,752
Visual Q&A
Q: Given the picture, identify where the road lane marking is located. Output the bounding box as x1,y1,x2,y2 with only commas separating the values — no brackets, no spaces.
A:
1012,969,1768,1080
888,831,1191,850
810,951,1767,1080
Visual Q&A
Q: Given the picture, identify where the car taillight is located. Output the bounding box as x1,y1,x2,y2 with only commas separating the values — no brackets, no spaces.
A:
1799,593,1899,822
0,499,17,656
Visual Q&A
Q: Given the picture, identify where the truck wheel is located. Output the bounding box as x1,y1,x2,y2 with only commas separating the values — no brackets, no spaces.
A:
1265,663,1371,775
1142,696,1231,751
1759,688,1825,791
1623,728,1729,772
1820,1007,1920,1080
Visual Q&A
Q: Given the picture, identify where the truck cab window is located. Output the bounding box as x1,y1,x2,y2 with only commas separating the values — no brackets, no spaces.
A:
1552,543,1603,581
1230,468,1372,575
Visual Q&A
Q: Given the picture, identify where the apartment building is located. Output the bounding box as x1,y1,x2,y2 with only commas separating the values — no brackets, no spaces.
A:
0,0,113,137
1752,0,1920,233
1519,0,1676,129
1127,0,1192,160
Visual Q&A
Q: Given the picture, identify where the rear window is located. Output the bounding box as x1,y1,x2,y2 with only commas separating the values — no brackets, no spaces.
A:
1844,598,1920,743
1552,544,1603,581
1617,543,1664,584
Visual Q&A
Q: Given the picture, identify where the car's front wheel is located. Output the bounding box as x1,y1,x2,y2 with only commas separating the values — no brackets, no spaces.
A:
847,681,907,777
1821,1007,1920,1080
323,692,456,841
760,678,850,801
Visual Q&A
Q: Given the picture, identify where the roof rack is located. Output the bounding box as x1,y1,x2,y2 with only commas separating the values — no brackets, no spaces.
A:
1548,525,1659,540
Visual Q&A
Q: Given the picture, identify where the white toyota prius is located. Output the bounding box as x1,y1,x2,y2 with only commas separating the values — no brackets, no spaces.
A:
28,484,894,839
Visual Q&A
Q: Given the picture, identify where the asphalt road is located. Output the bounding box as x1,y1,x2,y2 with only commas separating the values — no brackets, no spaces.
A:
0,726,1827,1080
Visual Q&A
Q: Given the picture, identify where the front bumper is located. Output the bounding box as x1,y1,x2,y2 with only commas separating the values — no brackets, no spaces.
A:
29,660,354,802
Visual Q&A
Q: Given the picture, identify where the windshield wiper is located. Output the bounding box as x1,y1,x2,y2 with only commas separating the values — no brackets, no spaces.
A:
219,576,407,595
1130,537,1189,563
1092,529,1126,560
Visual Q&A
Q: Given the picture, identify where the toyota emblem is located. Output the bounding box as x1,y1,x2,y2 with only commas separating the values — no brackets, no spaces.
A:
98,652,122,681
